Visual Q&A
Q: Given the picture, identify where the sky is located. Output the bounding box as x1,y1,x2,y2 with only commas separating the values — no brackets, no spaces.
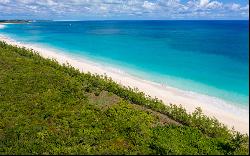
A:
0,0,249,20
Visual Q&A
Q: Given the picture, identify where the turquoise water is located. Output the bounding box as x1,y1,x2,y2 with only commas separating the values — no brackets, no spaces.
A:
1,20,249,108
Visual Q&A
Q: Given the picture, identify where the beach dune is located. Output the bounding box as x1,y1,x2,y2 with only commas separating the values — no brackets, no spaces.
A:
0,34,249,134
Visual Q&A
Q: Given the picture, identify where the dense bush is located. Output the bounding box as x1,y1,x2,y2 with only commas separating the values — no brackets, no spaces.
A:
0,41,248,155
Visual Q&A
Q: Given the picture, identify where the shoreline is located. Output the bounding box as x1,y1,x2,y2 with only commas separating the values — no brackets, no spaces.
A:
0,34,249,134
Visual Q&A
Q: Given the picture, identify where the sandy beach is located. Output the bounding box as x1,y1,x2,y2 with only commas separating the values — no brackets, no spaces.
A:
0,33,249,134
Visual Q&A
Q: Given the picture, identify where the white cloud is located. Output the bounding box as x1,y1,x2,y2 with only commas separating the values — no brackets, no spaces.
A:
230,3,241,11
0,0,10,4
143,1,156,10
200,0,209,7
0,0,248,19
188,0,222,10
206,1,222,9
241,4,249,11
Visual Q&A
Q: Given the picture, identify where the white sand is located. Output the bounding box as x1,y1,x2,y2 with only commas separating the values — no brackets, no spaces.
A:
0,34,249,134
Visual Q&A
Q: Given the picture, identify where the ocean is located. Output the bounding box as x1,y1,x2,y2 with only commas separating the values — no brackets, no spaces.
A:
0,20,249,109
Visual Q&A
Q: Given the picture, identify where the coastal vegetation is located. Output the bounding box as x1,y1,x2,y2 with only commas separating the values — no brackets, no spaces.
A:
0,41,249,155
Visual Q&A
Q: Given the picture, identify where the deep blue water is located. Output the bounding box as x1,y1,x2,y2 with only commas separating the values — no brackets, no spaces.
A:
1,20,249,107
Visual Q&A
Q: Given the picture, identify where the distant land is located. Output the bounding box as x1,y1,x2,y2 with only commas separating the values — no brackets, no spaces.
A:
0,20,53,24
0,20,31,24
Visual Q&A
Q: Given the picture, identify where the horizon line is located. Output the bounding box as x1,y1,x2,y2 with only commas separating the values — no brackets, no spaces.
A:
1,19,248,22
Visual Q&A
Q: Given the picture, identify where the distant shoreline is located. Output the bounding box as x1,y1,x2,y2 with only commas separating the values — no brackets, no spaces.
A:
0,33,249,134
0,20,31,24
